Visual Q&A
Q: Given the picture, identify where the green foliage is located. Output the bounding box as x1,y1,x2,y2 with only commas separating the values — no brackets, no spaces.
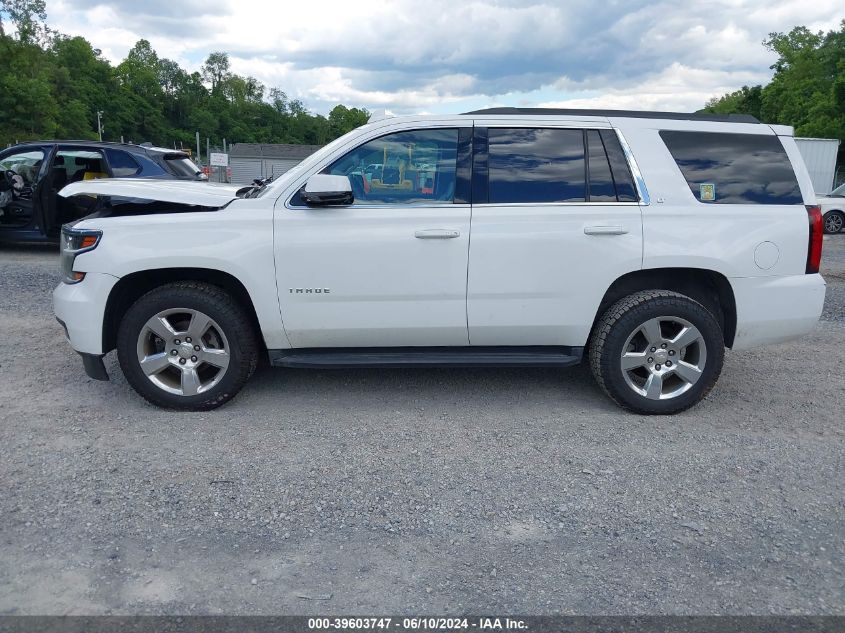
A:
0,13,368,153
0,0,48,43
703,21,845,145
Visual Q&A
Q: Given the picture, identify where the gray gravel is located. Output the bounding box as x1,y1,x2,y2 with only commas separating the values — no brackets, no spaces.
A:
0,238,844,615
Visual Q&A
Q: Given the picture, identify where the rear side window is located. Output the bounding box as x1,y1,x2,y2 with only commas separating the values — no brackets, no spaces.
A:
105,150,141,177
485,128,638,204
488,128,585,203
54,149,109,184
660,131,802,204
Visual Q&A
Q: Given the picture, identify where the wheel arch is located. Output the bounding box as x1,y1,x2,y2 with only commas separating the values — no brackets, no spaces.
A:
592,268,737,348
102,267,264,354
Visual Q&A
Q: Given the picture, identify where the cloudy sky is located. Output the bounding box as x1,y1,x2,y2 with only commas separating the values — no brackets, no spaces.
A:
45,0,842,115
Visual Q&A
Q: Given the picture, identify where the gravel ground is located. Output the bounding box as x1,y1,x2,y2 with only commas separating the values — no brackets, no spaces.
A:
0,237,843,616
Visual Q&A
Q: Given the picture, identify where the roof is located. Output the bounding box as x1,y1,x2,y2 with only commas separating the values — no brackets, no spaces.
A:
230,143,324,160
463,107,761,124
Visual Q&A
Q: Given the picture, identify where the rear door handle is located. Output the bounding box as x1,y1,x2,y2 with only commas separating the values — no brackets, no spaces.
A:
415,229,460,239
584,225,628,235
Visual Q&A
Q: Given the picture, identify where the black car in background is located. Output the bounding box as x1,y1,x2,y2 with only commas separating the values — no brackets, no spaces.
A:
0,141,205,243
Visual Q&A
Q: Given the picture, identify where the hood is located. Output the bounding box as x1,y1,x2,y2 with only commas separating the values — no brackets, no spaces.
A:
59,178,246,207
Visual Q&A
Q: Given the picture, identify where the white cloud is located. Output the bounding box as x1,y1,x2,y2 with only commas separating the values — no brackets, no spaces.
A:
43,0,845,114
539,63,772,112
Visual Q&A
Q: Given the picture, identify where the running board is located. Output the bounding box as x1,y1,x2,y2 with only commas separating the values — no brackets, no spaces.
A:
268,346,583,369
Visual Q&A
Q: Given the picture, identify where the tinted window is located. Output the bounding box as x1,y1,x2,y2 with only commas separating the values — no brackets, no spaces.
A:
324,128,458,205
599,129,637,201
488,128,585,203
587,130,616,202
660,131,802,204
164,155,202,180
106,149,141,177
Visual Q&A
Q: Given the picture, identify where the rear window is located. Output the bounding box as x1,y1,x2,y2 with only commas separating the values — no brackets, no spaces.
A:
660,131,802,205
164,155,202,179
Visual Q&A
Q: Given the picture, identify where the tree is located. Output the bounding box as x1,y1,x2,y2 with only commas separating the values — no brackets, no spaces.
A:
202,51,230,92
703,85,763,120
0,11,369,150
0,0,47,43
328,104,370,137
703,21,845,149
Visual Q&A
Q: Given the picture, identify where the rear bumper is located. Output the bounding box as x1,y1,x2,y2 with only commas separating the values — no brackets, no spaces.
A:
53,272,119,355
731,273,826,350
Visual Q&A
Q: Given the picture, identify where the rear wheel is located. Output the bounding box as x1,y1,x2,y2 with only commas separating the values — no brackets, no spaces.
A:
589,290,724,414
823,210,844,234
117,282,258,410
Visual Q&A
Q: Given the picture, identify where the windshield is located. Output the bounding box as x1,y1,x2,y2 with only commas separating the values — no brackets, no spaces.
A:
164,156,203,180
829,183,845,197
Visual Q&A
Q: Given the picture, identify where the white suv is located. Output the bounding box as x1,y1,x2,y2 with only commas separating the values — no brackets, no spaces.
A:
53,108,827,414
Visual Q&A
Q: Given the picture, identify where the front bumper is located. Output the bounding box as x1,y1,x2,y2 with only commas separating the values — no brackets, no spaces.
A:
731,273,826,350
53,272,119,355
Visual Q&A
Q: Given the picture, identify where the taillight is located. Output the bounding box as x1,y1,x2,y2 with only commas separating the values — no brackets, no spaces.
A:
805,205,823,274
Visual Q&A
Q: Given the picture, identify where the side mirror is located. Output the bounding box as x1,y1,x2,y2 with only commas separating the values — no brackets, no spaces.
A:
301,174,354,206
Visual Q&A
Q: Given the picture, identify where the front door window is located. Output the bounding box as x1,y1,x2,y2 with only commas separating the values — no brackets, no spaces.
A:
320,128,459,205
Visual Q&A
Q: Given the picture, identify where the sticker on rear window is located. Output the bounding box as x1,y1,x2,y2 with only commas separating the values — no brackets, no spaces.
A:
699,183,715,201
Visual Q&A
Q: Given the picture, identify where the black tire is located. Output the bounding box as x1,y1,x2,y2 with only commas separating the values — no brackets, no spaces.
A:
589,290,724,415
823,210,844,234
117,281,259,410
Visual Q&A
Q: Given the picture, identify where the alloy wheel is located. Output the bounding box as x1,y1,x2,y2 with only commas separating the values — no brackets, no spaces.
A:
135,308,230,396
620,316,707,400
825,213,843,234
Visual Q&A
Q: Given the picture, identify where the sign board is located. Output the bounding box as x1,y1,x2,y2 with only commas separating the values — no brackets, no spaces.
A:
209,152,229,167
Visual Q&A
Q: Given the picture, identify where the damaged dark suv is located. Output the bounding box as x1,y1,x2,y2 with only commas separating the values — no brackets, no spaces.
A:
0,141,205,243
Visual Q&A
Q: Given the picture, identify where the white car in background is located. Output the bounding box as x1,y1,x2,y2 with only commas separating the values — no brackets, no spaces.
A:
818,183,845,233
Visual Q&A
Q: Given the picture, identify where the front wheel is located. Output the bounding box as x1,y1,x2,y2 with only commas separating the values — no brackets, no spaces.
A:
117,282,259,410
589,290,724,414
823,210,844,234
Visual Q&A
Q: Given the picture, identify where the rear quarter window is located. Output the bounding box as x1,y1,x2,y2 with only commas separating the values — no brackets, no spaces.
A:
105,149,141,177
660,130,802,205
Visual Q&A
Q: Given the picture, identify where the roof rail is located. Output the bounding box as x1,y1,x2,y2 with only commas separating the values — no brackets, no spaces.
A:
462,107,760,124
7,139,144,147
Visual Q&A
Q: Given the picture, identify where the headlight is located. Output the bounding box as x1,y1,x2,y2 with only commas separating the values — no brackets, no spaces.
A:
60,226,102,284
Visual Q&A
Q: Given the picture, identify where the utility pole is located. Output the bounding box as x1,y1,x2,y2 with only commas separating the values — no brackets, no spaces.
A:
97,111,104,141
196,131,201,165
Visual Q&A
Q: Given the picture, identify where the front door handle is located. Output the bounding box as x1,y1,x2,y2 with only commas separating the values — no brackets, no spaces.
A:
415,229,460,239
584,225,628,235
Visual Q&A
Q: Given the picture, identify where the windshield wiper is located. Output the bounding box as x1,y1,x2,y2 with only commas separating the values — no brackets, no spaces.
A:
244,176,274,198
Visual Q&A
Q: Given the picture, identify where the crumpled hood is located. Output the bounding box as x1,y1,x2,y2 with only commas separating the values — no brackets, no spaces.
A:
59,178,246,207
